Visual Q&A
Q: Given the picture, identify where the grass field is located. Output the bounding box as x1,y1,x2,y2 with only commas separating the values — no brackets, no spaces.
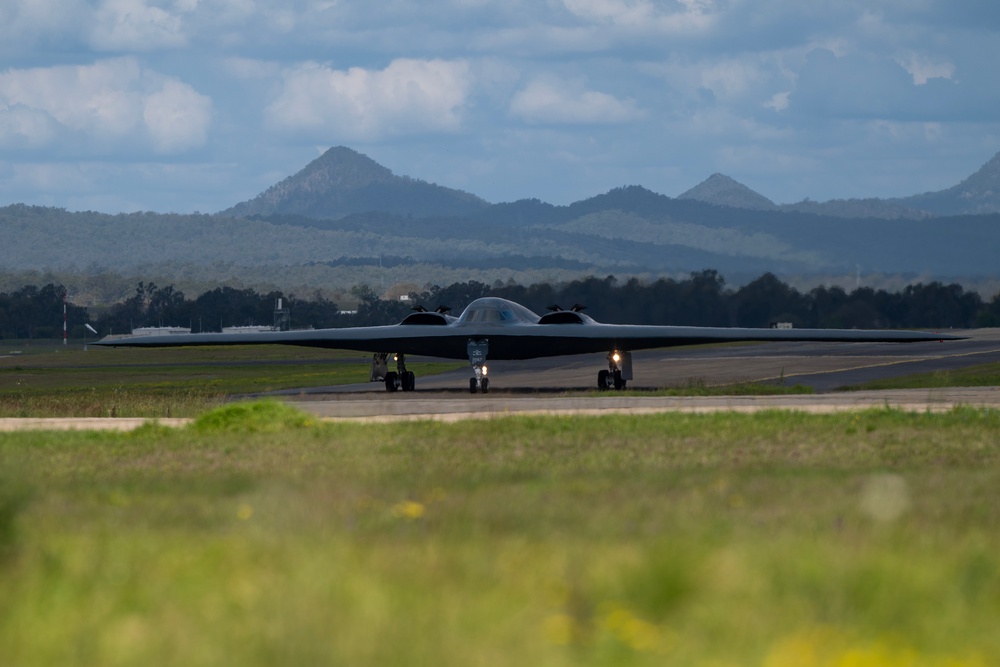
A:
0,344,463,417
2,401,999,666
842,361,1000,391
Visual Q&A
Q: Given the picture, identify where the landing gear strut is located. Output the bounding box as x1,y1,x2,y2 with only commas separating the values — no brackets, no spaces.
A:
384,353,415,392
598,350,631,391
467,338,490,394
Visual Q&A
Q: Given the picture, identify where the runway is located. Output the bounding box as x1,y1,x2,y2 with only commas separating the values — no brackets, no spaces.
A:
4,329,999,429
281,327,1000,420
276,328,1000,396
288,387,1000,422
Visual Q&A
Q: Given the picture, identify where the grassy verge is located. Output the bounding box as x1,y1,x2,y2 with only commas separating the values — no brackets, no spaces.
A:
0,344,464,417
841,360,1000,391
1,402,999,666
637,378,813,397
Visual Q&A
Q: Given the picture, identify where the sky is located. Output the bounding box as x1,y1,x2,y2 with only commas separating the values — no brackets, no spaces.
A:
1,0,999,214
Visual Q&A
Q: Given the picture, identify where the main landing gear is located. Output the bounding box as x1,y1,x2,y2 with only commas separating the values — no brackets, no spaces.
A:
598,350,632,391
373,352,416,392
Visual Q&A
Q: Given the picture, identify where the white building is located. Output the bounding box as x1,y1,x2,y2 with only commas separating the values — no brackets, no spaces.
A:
130,326,192,336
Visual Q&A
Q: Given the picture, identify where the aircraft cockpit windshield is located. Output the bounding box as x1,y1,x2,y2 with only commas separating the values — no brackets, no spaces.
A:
458,298,539,325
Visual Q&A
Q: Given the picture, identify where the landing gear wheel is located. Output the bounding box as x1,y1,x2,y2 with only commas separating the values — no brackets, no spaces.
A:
598,369,610,390
469,377,478,394
613,370,626,391
481,377,489,394
385,371,399,392
402,370,415,391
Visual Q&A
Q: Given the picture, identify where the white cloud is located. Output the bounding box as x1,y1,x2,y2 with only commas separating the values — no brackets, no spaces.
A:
0,105,61,150
896,52,955,85
143,79,213,152
2,0,999,213
222,57,282,81
640,52,795,118
0,58,212,154
509,78,642,124
0,0,87,51
696,59,769,101
764,91,790,111
265,59,473,140
89,0,189,51
561,0,716,33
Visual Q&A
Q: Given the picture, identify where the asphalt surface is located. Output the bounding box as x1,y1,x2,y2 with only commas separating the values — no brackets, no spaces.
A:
4,328,998,429
273,328,999,395
278,327,1000,421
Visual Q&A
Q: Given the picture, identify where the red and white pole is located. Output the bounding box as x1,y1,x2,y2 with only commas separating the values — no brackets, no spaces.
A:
63,292,67,346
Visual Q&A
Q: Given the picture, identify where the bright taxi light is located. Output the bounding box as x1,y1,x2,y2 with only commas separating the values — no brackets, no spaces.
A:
612,352,621,363
482,365,488,376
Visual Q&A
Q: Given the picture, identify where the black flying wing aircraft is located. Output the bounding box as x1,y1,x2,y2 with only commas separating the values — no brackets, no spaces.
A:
95,296,962,393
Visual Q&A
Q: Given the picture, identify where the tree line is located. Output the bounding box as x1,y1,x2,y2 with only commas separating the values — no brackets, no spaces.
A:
2,271,999,341
419,271,996,329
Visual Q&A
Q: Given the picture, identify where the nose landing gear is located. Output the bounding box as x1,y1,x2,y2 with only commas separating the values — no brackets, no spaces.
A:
469,374,489,394
468,338,490,393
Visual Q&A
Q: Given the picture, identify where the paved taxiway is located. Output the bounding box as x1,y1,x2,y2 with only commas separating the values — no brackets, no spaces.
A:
4,328,999,429
280,328,1000,420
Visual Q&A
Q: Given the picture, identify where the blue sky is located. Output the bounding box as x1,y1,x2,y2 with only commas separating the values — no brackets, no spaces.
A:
2,0,999,214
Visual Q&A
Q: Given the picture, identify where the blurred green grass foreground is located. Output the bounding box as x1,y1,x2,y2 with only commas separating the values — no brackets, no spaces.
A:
2,401,999,666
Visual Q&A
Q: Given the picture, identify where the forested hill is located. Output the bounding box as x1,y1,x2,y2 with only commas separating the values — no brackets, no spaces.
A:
4,148,1000,292
219,146,488,219
894,151,1000,215
220,146,1000,223
678,151,1000,218
2,197,999,285
220,146,1000,222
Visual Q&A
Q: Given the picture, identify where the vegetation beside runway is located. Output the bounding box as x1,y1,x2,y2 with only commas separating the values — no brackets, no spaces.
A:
641,377,814,396
841,360,1000,391
2,401,999,666
0,344,464,417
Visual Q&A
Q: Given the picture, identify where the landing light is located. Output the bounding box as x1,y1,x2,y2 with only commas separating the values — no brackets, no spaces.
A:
612,352,621,363
483,365,488,376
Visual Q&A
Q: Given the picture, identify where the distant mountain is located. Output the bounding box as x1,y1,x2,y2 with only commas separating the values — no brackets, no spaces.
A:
895,151,1000,215
220,146,488,219
223,146,1000,222
7,147,1000,295
779,198,931,219
4,190,1000,293
673,151,1000,219
678,173,778,211
779,151,1000,218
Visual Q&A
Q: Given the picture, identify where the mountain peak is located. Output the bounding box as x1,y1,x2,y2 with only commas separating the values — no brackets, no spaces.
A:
897,150,1000,215
220,146,487,219
949,150,1000,198
678,173,777,210
300,146,394,190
